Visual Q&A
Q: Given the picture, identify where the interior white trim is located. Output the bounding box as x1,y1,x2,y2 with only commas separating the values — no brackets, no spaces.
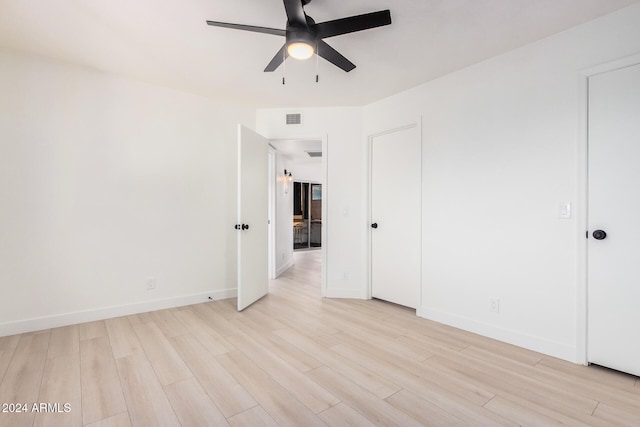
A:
324,288,367,299
268,146,277,280
576,52,640,365
0,289,236,337
321,134,329,298
419,305,577,362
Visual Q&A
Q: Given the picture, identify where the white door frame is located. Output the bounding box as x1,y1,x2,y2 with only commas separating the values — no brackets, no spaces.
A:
268,146,276,279
576,53,640,364
366,118,423,304
320,134,328,298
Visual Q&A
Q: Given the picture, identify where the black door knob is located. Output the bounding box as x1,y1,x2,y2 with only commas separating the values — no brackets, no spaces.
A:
234,224,241,230
592,230,607,240
371,223,378,229
242,224,250,230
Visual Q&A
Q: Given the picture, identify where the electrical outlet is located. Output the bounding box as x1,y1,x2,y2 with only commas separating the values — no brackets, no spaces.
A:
146,277,156,290
489,298,500,313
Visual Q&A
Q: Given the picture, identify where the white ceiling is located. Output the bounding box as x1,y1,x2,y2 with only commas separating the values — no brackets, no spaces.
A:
270,139,322,164
1,0,638,108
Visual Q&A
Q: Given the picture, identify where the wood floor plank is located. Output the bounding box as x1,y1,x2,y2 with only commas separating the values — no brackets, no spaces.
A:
334,329,432,362
172,308,235,356
331,342,494,407
306,365,424,427
79,320,108,340
84,412,132,427
0,334,20,382
274,328,402,399
226,332,340,413
116,353,180,426
0,332,50,427
191,302,241,337
426,352,599,415
33,352,82,427
227,406,280,427
473,345,640,414
164,377,229,427
593,401,640,426
147,309,189,338
317,402,379,427
234,322,324,373
105,316,144,359
132,321,192,386
485,393,612,427
80,336,127,425
536,357,640,395
484,396,564,427
170,333,257,418
253,297,340,336
46,325,79,360
536,359,640,402
385,389,467,427
217,350,327,427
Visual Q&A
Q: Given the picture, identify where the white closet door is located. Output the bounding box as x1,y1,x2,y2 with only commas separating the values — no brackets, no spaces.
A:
370,124,421,308
588,63,640,376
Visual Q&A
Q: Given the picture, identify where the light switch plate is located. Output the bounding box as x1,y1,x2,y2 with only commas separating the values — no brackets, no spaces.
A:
559,202,572,219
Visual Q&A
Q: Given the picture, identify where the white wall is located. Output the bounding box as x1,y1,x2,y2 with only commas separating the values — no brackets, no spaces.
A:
291,161,322,184
257,108,365,298
364,4,640,362
274,151,294,276
0,49,254,335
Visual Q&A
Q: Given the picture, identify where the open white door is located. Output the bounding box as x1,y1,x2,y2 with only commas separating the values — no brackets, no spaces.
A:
237,125,269,311
587,63,640,376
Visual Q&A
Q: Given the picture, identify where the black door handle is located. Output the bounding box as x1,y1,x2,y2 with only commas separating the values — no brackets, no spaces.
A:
592,229,607,240
242,224,250,230
371,223,378,229
234,224,241,230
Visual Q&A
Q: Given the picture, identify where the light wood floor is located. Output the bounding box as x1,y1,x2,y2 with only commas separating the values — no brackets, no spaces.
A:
1,251,639,426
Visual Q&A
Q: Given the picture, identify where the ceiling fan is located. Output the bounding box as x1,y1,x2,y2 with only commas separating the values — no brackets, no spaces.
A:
206,0,391,73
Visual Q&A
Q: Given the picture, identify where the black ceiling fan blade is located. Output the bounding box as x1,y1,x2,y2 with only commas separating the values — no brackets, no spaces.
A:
317,40,355,72
312,10,391,39
264,44,289,72
206,21,286,36
283,0,308,28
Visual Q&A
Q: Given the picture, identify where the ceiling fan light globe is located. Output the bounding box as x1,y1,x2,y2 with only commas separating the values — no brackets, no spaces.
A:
287,42,314,60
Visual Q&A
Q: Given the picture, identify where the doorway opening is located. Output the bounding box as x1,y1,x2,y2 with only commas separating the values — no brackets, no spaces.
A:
268,137,327,297
294,181,322,250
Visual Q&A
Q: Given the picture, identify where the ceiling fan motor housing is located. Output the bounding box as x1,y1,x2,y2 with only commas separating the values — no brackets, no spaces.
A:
286,28,316,48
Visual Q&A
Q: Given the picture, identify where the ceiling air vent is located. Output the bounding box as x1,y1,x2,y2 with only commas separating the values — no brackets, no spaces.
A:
306,151,322,158
285,113,302,125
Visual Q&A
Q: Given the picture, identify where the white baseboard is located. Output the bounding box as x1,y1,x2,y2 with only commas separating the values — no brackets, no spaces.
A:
276,258,295,277
0,288,237,337
417,306,577,363
324,288,367,299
